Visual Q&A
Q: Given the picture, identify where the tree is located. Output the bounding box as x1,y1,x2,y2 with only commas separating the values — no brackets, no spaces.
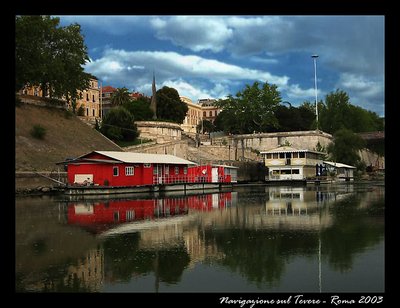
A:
215,81,281,134
15,15,90,102
100,106,138,141
111,87,132,107
123,97,154,120
327,128,366,168
156,86,188,123
298,102,317,130
318,90,352,134
197,119,216,134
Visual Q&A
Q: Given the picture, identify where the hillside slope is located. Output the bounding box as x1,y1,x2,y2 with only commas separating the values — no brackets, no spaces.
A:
16,104,122,171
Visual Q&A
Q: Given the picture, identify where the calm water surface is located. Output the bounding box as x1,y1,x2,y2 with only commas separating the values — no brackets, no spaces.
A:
15,182,384,293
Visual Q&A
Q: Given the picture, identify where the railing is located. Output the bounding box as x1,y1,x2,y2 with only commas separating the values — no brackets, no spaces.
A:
152,175,230,184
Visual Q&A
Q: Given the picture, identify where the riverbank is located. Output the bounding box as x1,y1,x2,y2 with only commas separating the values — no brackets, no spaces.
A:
15,171,67,195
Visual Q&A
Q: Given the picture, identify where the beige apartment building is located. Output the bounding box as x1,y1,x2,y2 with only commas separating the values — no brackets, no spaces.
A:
180,96,220,134
79,78,101,121
19,78,101,123
181,96,203,133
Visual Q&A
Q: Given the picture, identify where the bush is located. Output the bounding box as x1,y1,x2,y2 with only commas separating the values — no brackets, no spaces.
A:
77,105,85,116
30,124,46,140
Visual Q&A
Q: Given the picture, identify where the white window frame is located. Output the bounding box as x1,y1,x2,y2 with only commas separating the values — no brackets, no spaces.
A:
113,166,119,176
125,166,134,176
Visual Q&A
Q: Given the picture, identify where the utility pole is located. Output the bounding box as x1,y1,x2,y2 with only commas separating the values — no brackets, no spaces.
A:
312,54,319,130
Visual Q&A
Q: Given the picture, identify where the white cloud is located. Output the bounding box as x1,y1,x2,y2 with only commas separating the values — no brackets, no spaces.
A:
150,16,233,53
335,73,384,115
285,84,318,100
338,73,382,99
85,48,290,93
161,79,213,101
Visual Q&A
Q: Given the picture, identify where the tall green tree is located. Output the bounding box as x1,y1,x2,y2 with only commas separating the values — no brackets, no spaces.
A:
15,15,90,103
111,87,131,106
100,106,138,141
319,89,384,134
327,128,366,168
123,97,154,120
156,86,188,123
215,81,281,134
319,89,352,134
197,119,216,134
298,101,317,130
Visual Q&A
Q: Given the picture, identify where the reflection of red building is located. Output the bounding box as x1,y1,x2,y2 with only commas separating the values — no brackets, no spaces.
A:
67,192,235,233
187,192,233,211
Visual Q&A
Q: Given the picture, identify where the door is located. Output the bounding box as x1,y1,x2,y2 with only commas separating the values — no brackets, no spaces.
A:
212,167,219,182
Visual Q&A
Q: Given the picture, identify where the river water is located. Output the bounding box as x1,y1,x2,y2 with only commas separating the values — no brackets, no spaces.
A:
15,181,384,293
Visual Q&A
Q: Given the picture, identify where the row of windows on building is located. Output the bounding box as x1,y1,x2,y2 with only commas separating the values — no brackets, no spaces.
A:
187,109,218,117
112,165,188,177
264,152,322,160
22,87,98,102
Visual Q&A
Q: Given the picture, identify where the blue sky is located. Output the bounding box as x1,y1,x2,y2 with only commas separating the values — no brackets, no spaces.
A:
58,15,385,116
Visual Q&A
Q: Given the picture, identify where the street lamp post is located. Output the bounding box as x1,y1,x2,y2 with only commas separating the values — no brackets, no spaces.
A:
312,54,319,130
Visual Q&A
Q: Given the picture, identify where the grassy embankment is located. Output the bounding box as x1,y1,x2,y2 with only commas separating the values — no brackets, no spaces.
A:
16,103,121,172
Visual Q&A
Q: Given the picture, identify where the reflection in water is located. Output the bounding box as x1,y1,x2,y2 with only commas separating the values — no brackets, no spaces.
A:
15,183,384,292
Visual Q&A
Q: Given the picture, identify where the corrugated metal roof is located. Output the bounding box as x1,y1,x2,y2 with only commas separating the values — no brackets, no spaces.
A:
323,161,356,169
94,151,197,165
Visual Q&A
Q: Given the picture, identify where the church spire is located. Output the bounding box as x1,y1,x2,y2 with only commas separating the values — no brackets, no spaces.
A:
150,71,157,119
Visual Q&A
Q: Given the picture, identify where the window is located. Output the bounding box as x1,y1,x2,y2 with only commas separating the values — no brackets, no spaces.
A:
184,167,188,175
92,109,95,116
86,108,89,116
209,111,212,116
203,111,206,116
153,165,158,175
279,153,285,158
165,165,169,175
86,93,89,101
299,152,305,158
113,211,119,222
126,210,135,221
144,163,151,168
113,166,119,176
92,95,95,102
125,166,134,176
175,166,179,175
266,154,272,159
292,169,300,174
273,153,279,159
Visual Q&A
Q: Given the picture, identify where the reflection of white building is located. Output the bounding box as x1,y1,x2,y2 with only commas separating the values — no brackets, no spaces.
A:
261,146,325,181
266,187,317,215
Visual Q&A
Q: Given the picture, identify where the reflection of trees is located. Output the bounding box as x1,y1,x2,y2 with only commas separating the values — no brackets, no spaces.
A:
321,194,384,272
16,263,91,292
205,186,384,287
103,233,190,284
207,229,318,287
